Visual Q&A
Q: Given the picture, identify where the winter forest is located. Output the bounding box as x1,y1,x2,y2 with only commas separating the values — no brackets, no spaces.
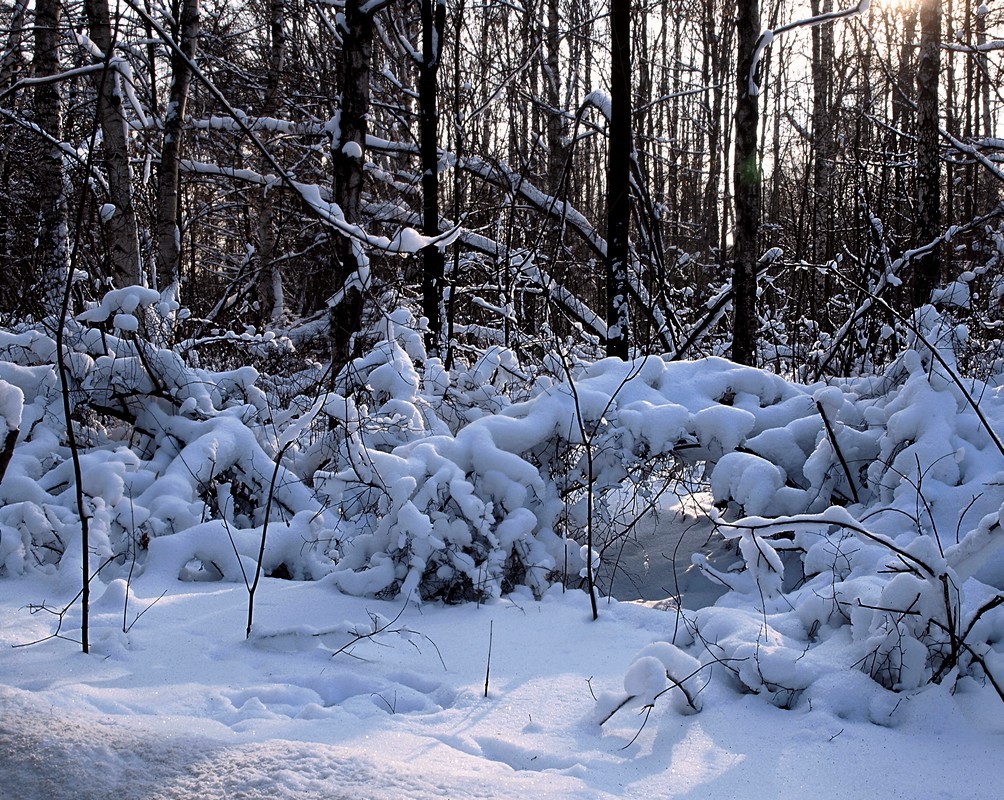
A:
0,0,1003,796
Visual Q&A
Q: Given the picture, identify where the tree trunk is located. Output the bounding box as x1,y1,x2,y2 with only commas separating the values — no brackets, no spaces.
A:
701,3,725,254
732,0,761,366
421,0,447,356
155,0,200,309
0,0,28,92
31,0,68,314
606,0,631,360
85,0,142,288
544,0,568,199
254,0,286,325
810,0,834,265
914,0,941,306
324,0,373,371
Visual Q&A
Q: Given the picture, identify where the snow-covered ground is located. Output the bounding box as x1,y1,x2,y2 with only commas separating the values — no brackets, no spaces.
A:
2,299,1004,797
0,562,999,800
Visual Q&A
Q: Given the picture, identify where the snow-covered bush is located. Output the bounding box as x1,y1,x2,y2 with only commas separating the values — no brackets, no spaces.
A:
0,289,332,582
317,350,868,603
604,312,1004,722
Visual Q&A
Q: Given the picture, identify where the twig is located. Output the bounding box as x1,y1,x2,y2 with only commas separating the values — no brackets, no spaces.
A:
816,400,859,504
484,619,493,697
619,705,654,750
14,555,118,648
54,42,112,656
329,597,411,659
720,512,937,578
246,440,293,639
123,589,168,634
598,658,721,726
825,270,1004,459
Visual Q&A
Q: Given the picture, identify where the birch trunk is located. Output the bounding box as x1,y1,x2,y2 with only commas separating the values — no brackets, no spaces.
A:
85,0,142,288
32,0,68,314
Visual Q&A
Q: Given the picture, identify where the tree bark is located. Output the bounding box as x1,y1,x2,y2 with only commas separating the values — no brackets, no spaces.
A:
606,0,631,360
31,0,68,314
254,0,287,325
810,0,834,265
544,0,569,199
420,0,447,356
0,0,28,92
701,2,727,254
155,0,200,308
732,0,761,365
323,0,373,371
914,0,941,306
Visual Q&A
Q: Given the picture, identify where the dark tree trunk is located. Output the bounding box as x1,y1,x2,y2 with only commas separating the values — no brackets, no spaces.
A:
0,0,28,93
914,0,941,307
701,5,724,253
606,0,631,360
255,0,286,325
155,0,200,307
810,0,834,265
732,0,761,366
421,0,446,356
544,0,569,199
323,0,373,371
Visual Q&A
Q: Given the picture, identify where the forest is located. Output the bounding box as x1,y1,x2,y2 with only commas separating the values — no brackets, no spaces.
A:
0,0,1003,796
2,0,1001,367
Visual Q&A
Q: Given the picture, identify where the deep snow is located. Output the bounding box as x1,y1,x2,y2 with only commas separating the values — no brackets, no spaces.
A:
0,565,1000,800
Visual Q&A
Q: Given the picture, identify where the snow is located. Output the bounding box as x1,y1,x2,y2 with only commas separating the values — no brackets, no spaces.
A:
0,378,23,432
341,140,363,159
624,654,670,703
931,280,971,309
0,575,999,800
1,296,1003,797
114,313,140,333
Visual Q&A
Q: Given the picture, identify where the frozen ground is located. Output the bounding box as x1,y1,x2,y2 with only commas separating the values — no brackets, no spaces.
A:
0,562,999,800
